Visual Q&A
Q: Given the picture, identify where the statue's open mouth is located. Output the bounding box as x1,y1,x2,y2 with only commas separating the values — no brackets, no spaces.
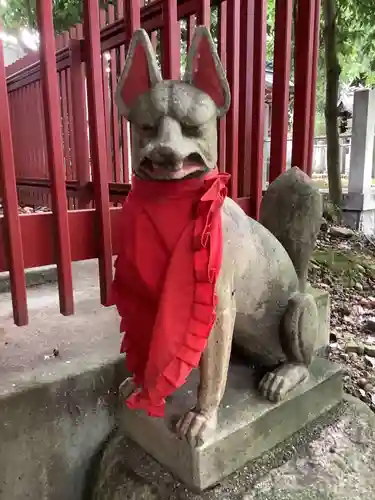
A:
140,153,207,180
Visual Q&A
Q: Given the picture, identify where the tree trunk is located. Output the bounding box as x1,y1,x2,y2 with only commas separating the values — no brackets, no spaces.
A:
323,0,342,208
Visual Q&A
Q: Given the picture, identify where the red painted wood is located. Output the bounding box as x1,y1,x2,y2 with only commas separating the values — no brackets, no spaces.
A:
249,0,267,219
123,0,141,183
108,4,121,184
56,34,64,50
83,0,113,305
307,0,321,176
69,38,90,207
225,0,240,199
26,85,36,180
238,0,255,198
36,81,49,184
269,0,293,183
0,208,122,272
35,0,74,315
291,0,315,173
100,9,112,182
60,69,72,181
65,33,76,191
162,0,180,80
217,0,227,174
117,0,130,183
0,192,249,273
236,196,251,215
196,0,210,26
125,0,141,36
29,84,39,181
0,28,28,326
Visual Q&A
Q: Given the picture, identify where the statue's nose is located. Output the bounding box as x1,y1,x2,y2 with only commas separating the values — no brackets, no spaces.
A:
153,146,180,164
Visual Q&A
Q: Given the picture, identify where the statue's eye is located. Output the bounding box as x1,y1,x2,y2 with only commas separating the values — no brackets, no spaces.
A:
182,124,200,137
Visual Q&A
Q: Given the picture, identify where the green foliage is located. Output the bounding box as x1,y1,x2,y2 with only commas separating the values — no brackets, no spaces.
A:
0,0,115,33
3,0,375,139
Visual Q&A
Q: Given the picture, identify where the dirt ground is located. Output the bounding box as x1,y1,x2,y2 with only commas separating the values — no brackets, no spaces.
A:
308,221,375,413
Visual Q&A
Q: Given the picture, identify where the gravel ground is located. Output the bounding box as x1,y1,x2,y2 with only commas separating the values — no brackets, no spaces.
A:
308,222,375,413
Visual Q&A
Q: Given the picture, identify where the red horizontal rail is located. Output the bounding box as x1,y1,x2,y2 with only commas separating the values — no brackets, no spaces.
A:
0,208,121,272
0,199,252,272
7,48,71,92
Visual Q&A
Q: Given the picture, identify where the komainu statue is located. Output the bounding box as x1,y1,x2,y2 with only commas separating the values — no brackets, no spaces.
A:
110,26,322,449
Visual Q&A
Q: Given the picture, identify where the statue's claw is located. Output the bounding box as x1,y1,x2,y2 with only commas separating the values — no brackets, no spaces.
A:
118,377,137,400
175,409,217,448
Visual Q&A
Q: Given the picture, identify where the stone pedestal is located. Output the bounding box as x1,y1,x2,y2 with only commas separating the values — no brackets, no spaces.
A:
119,358,342,492
344,88,375,235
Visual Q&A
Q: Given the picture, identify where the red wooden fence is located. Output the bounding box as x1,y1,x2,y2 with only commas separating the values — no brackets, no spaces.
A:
0,0,320,326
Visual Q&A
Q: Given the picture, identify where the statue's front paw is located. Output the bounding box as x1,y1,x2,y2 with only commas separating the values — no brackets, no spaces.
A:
175,409,217,448
259,363,309,402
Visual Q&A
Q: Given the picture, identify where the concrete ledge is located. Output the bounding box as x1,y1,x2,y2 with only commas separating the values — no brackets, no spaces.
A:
0,356,126,500
0,265,58,294
120,358,343,491
0,260,126,500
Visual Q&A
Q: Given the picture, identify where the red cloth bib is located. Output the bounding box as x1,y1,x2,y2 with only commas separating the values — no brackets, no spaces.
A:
110,171,230,417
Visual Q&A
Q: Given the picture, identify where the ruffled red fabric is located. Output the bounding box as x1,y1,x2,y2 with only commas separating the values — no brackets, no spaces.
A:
110,170,230,417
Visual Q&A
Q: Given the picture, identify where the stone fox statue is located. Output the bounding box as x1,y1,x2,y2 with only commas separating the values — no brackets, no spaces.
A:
111,26,322,448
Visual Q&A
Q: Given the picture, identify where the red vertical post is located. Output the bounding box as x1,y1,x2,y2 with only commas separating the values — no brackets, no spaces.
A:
65,31,76,188
124,0,141,181
100,9,112,182
238,0,255,200
108,4,121,184
217,1,227,174
196,0,210,26
119,1,137,183
291,0,315,173
83,0,113,305
35,0,74,315
162,0,180,80
250,0,267,219
269,0,293,183
60,69,71,180
307,0,321,176
0,26,28,326
69,38,90,207
125,0,141,36
225,0,240,200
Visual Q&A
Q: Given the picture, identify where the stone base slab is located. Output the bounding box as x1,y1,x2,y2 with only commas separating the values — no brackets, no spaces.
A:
119,357,343,491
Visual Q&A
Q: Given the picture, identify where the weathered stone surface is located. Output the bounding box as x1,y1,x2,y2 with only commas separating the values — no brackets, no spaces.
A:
364,317,375,333
91,396,375,500
118,358,342,492
329,226,355,238
0,261,125,500
244,395,375,500
345,341,365,355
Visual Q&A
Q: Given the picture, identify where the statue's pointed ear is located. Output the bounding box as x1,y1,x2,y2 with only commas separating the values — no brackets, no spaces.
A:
116,29,162,117
183,26,230,117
